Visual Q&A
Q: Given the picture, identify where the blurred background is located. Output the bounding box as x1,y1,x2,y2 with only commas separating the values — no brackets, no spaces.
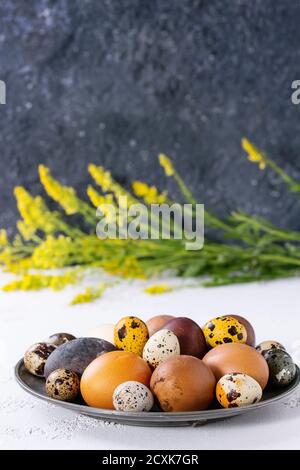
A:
1,0,300,236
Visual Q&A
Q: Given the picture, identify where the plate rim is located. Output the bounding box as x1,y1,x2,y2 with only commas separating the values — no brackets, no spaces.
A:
14,358,300,422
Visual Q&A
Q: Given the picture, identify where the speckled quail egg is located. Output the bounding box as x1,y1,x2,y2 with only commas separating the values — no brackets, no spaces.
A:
216,373,263,408
113,381,154,412
47,332,76,347
114,316,149,356
256,340,286,357
24,342,56,377
46,368,80,401
231,315,256,346
203,316,247,348
264,349,296,387
143,329,180,368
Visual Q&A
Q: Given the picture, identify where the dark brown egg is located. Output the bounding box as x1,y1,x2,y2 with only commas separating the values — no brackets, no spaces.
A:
163,317,207,358
146,315,174,337
150,355,216,412
231,315,256,347
203,343,269,390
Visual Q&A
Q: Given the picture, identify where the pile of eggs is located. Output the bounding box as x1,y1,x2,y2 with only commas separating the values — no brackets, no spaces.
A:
23,315,297,413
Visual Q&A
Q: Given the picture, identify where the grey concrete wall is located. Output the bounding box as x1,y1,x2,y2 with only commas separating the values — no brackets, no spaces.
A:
1,0,300,234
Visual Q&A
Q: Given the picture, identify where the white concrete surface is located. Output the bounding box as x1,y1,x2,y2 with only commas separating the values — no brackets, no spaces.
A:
0,271,299,450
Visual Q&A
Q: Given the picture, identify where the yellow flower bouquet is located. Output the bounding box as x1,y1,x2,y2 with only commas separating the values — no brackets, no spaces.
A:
1,138,300,304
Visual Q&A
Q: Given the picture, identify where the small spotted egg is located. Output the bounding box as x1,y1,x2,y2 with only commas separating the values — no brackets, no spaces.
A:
46,368,80,401
142,329,180,368
256,340,286,357
47,332,76,347
24,342,56,377
203,316,247,348
114,316,149,356
264,349,296,387
216,373,262,408
113,381,154,412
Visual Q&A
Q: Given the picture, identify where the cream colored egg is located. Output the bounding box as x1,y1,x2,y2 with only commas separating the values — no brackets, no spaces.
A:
256,340,286,357
113,381,154,412
216,373,262,408
87,324,115,345
143,329,180,368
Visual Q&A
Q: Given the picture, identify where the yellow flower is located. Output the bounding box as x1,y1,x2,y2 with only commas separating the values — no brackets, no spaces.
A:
14,186,61,236
39,165,81,215
49,271,79,290
30,235,75,269
70,282,109,305
1,256,32,274
89,164,137,209
88,164,113,192
17,220,35,241
2,271,78,292
101,257,145,279
241,138,267,170
87,186,114,208
144,283,173,294
0,229,8,247
132,181,167,204
87,185,116,222
159,153,175,176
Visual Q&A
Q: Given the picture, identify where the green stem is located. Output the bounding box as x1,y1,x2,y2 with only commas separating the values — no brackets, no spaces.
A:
266,158,300,193
173,171,197,204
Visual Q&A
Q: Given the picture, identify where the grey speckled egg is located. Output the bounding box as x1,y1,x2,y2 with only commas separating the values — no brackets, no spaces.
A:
24,342,56,377
47,332,76,346
256,340,286,357
113,381,154,412
142,329,180,368
264,349,296,387
46,368,80,401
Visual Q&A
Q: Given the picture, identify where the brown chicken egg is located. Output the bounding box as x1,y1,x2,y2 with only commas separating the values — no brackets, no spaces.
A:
150,355,216,412
203,343,269,390
163,317,207,358
146,315,174,337
80,350,152,409
231,315,256,347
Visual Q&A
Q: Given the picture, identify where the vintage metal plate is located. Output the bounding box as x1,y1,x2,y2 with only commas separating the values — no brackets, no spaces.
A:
15,359,300,427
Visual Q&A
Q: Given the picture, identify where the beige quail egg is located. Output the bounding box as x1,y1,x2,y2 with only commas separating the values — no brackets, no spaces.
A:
256,340,286,357
46,368,80,401
113,381,154,412
24,342,56,377
142,329,180,368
